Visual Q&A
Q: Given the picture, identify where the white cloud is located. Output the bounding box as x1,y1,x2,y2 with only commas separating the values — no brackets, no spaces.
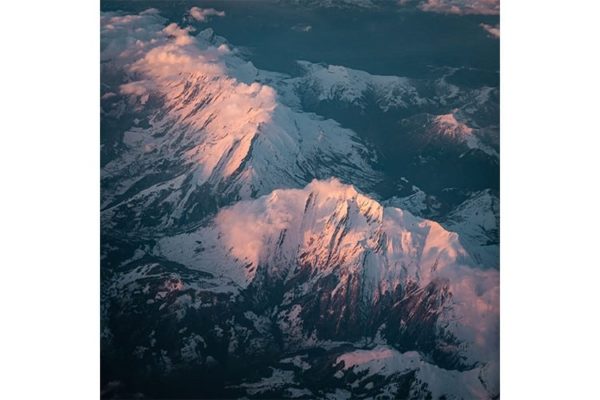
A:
188,7,225,22
101,10,228,86
119,81,152,105
480,23,500,39
292,24,313,33
100,9,167,65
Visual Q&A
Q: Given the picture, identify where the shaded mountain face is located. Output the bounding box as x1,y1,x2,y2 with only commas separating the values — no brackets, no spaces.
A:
101,4,499,399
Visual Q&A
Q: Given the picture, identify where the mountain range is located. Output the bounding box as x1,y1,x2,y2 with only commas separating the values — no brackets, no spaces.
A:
101,7,499,399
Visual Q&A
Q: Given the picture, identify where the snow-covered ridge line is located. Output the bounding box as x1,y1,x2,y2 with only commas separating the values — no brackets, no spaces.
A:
288,60,499,157
291,60,428,111
157,178,499,367
101,10,380,233
158,178,466,289
284,0,500,15
416,0,499,16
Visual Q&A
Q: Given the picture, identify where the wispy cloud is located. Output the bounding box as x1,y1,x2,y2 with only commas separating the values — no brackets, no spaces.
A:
188,7,225,22
292,24,313,33
480,23,500,39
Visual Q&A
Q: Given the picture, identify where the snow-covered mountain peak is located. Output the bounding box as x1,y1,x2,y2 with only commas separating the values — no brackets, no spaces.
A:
433,112,473,137
156,179,498,369
431,111,498,157
101,11,379,233
303,178,382,218
158,178,471,291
